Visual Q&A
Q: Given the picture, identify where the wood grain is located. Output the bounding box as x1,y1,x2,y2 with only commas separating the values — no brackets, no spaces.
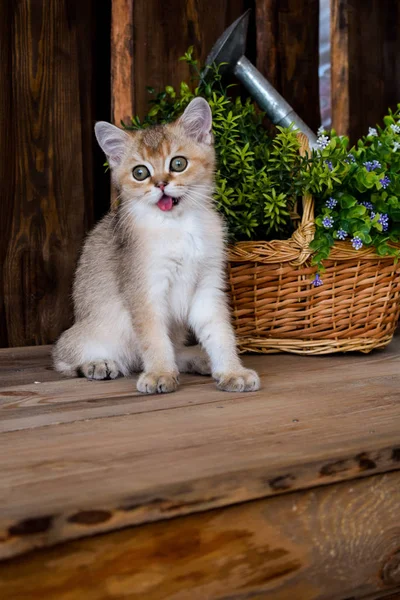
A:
0,0,13,348
331,0,350,136
111,0,246,123
0,0,99,348
331,0,400,140
2,472,400,599
1,340,400,560
111,0,134,125
255,0,321,132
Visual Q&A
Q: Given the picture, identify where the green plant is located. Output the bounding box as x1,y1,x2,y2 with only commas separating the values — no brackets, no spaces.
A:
307,113,400,270
124,49,400,276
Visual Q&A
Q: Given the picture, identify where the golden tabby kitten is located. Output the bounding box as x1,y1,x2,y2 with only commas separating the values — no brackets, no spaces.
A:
53,98,260,393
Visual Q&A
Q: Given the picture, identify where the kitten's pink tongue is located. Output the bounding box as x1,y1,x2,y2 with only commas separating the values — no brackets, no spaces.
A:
157,195,173,211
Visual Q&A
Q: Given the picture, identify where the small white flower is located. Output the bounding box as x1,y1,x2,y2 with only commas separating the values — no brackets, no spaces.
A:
390,123,400,134
393,141,400,152
317,125,326,136
378,141,382,147
368,127,378,137
316,134,330,150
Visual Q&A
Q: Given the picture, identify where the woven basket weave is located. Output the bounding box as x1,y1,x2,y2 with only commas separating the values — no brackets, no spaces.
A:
228,133,400,355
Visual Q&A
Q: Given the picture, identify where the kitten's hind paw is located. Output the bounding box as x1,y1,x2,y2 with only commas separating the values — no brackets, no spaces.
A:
137,371,179,394
177,351,211,375
214,368,260,392
79,360,120,380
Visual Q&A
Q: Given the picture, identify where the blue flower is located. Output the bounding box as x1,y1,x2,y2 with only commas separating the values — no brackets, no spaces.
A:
390,123,400,134
326,197,337,209
346,153,356,163
363,160,381,172
336,229,348,240
378,213,389,231
368,127,378,137
360,201,374,210
322,216,334,228
351,236,363,250
325,160,333,171
316,135,330,150
312,273,323,287
380,175,390,189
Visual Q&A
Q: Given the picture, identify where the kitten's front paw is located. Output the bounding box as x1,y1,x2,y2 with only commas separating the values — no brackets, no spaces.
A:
137,372,179,394
80,360,119,380
214,368,260,392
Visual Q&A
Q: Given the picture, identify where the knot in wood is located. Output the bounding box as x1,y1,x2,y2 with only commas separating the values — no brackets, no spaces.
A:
381,550,400,585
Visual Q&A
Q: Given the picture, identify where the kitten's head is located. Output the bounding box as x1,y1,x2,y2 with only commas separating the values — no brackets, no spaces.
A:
95,98,215,217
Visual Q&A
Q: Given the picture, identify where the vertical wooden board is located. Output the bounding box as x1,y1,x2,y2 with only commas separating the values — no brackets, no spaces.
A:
111,0,134,125
256,0,279,92
255,0,321,132
0,0,13,347
331,0,350,136
331,0,400,140
111,0,247,124
2,472,400,599
2,0,95,347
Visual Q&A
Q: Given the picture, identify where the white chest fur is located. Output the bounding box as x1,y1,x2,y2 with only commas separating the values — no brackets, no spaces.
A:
141,212,207,321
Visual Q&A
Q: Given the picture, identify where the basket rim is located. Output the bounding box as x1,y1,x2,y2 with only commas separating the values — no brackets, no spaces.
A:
228,238,400,263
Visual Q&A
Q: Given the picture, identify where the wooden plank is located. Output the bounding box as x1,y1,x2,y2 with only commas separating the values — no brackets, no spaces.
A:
0,340,400,430
1,341,400,559
111,0,134,125
0,0,13,348
255,0,321,132
331,0,350,136
1,0,96,347
2,472,400,599
331,0,400,140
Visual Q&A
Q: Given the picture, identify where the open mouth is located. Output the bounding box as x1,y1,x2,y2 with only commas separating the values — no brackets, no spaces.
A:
157,195,180,212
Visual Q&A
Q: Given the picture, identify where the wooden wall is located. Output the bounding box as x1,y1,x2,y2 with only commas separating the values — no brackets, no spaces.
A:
331,0,400,140
1,0,400,347
0,0,110,348
111,0,251,124
255,0,321,133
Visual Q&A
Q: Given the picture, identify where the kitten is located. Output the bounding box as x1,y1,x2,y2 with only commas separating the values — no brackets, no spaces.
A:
53,98,260,394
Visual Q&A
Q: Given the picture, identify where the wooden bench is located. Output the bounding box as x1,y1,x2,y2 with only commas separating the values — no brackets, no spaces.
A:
0,341,400,599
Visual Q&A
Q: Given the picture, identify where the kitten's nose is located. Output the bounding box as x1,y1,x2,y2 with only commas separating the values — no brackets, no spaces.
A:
156,181,167,191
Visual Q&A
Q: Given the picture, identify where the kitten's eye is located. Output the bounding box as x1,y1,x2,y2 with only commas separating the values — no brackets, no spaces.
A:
132,165,150,181
170,156,188,172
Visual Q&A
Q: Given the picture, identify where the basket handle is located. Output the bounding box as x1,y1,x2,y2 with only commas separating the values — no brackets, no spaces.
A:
289,133,316,266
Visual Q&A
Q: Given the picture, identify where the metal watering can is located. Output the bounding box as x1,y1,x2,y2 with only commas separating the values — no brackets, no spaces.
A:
204,10,317,147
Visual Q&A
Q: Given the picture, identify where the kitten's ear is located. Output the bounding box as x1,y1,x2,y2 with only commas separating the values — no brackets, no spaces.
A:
94,121,131,167
178,98,213,144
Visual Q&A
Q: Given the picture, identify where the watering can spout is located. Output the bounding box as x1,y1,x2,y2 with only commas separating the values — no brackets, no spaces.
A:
204,11,317,147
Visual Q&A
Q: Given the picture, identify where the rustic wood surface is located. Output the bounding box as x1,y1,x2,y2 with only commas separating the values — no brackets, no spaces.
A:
0,340,400,562
255,0,321,133
331,0,400,140
0,0,13,348
111,0,247,123
331,0,350,137
1,472,400,600
111,0,134,126
0,0,98,348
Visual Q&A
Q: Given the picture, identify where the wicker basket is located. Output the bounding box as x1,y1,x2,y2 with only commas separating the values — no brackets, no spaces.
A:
228,133,400,355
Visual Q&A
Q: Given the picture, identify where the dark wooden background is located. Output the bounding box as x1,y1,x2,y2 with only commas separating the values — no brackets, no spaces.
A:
1,0,399,348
